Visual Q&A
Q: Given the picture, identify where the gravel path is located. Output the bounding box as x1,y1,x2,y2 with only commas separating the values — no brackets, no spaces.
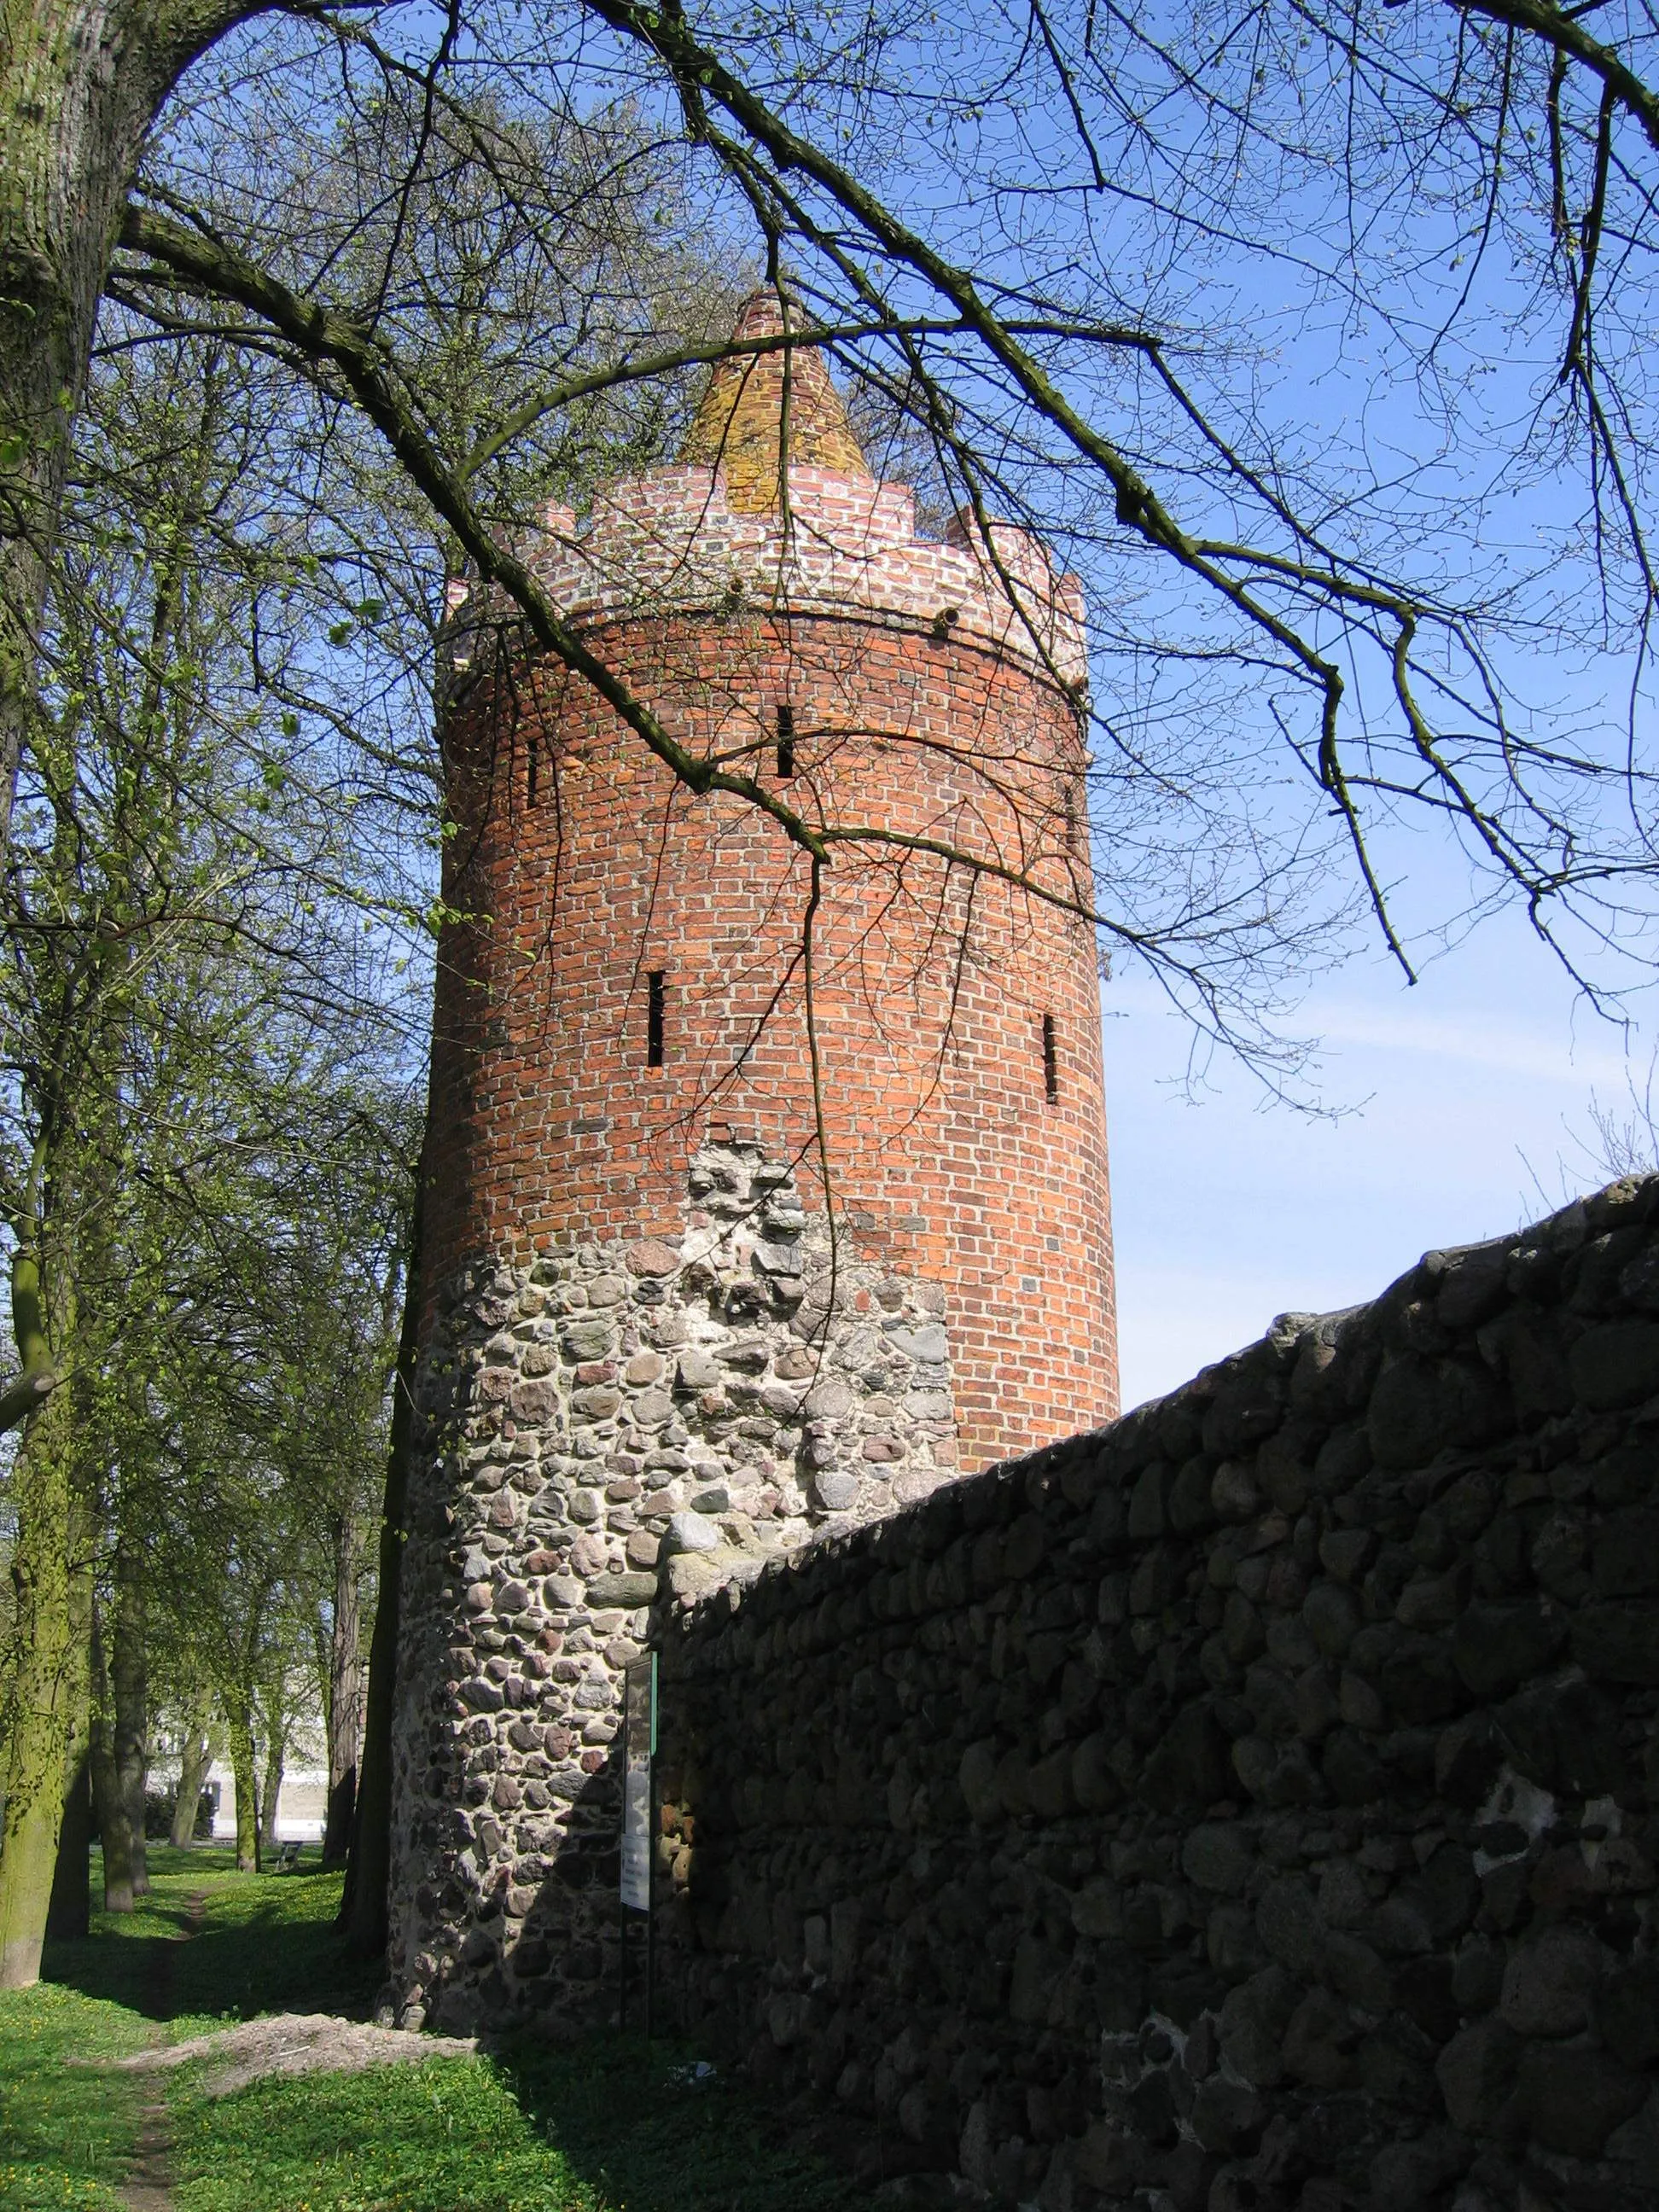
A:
109,2009,480,2098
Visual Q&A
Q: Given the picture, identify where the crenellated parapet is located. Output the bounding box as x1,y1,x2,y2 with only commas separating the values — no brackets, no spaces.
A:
448,466,1088,694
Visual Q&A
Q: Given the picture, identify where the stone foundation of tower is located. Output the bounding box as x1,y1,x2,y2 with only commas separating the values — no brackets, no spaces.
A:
386,1140,965,2028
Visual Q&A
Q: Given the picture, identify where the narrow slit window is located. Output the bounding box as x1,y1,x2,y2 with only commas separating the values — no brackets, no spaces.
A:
647,971,666,1068
1042,1013,1059,1102
776,702,796,779
527,731,539,808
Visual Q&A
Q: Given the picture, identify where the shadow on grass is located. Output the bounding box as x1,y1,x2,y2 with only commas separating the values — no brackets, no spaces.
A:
26,1850,877,2212
500,2034,877,2212
42,1849,381,2029
163,2031,878,2212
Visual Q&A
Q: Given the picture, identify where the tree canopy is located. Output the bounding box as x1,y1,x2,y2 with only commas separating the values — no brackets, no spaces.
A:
55,0,1654,1069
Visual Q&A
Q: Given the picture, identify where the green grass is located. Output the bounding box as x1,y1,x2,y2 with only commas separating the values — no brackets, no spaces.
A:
508,2040,876,2212
170,2037,865,2212
0,1846,868,2212
0,1845,247,2211
0,1975,146,2209
42,1848,381,2036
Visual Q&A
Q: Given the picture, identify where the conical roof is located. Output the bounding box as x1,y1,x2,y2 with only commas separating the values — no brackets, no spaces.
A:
680,291,872,514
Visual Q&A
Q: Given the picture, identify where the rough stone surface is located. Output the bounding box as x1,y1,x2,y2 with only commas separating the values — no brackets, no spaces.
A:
645,1181,1659,2210
386,1141,963,2028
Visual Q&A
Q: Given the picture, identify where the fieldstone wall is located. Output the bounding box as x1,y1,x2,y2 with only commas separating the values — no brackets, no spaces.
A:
384,1139,962,2029
654,1178,1659,2212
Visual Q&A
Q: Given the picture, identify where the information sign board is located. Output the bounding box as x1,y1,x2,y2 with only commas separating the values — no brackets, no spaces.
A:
620,1654,656,1912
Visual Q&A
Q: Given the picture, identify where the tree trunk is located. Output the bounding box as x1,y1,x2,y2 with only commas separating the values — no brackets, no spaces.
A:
321,1511,363,1866
0,0,278,856
0,0,292,1994
88,1604,136,1913
259,1721,285,1850
339,1183,422,1955
44,1750,90,1942
0,1383,91,1984
225,1701,259,1874
112,1527,148,1895
170,1696,211,1848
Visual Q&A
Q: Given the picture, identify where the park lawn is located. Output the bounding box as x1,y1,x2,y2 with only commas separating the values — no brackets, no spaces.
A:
0,1974,146,2210
0,1846,249,2212
0,1847,864,2212
168,2035,863,2212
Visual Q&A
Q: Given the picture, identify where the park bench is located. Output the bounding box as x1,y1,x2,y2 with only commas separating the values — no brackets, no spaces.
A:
273,1841,302,1872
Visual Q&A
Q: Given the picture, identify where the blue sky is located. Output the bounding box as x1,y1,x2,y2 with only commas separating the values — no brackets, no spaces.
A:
1104,890,1644,1407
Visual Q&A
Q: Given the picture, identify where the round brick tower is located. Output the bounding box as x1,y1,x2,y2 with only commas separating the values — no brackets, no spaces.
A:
387,294,1119,2029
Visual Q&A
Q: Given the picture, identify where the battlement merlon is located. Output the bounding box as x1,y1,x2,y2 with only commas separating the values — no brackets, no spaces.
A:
444,463,1090,695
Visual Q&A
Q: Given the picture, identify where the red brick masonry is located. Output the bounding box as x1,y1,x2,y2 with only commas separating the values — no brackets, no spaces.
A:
430,469,1119,1463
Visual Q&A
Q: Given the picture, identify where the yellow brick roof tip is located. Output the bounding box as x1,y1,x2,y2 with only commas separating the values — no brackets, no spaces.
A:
679,289,873,513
